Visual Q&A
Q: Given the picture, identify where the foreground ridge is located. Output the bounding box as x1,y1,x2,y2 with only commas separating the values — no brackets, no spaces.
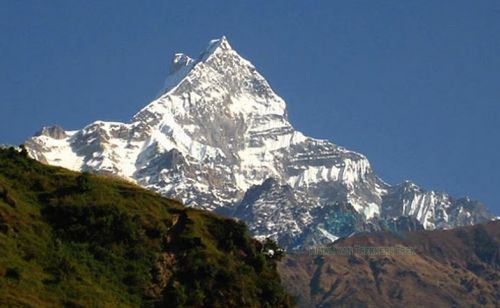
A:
0,148,292,306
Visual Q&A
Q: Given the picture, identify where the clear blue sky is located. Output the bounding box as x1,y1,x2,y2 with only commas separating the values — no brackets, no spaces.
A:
1,1,499,214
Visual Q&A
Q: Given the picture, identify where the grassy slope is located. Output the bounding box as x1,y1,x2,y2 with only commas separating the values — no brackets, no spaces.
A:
0,148,292,307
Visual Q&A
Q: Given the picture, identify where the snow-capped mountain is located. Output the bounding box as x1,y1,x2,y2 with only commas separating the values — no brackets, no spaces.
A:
25,36,493,249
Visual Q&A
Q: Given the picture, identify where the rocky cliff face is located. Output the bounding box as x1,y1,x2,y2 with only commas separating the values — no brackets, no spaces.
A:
25,36,493,249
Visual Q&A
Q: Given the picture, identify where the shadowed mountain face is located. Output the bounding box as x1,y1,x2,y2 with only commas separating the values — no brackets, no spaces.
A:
25,37,493,249
279,221,500,307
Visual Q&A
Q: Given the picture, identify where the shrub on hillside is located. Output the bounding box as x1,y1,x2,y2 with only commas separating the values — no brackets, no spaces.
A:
42,203,139,245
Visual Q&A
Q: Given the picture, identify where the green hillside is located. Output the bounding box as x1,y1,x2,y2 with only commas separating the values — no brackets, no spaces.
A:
0,147,292,307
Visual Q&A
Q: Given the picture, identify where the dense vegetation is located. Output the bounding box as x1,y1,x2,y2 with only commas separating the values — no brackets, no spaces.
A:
0,148,293,307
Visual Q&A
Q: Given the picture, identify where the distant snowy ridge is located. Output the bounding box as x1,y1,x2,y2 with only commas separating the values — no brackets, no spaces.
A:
25,36,493,249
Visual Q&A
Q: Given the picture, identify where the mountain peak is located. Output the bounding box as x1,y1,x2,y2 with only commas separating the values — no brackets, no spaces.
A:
158,36,236,96
169,53,193,75
207,35,231,52
199,35,233,60
35,125,68,140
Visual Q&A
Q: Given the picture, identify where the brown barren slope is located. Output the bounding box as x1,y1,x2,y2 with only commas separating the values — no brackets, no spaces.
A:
279,221,500,307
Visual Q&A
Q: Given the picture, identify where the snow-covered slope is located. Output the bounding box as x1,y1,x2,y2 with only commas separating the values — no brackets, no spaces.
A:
25,36,493,249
